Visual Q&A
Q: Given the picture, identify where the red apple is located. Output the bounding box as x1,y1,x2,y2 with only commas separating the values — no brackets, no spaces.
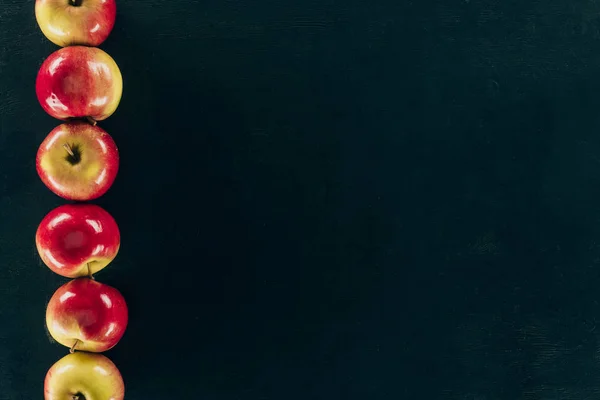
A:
36,46,123,122
45,352,125,400
46,278,128,353
37,121,119,201
36,204,120,278
35,0,116,48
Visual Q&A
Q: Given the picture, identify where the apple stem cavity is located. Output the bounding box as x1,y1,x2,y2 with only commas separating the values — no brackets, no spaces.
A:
68,0,83,6
63,143,82,165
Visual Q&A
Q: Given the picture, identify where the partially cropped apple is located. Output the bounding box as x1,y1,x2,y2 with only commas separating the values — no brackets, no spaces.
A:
37,122,119,201
36,203,120,278
35,0,116,47
46,278,128,353
36,46,123,122
45,352,124,400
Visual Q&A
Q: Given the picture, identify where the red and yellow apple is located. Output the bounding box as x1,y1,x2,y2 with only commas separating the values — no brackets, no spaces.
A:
46,278,128,353
45,352,124,400
37,122,119,201
36,204,120,278
35,0,116,47
36,46,123,122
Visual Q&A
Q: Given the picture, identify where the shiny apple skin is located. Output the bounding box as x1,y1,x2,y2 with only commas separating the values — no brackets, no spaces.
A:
37,122,119,201
35,0,116,47
45,352,125,400
46,278,128,353
36,46,123,121
36,204,120,278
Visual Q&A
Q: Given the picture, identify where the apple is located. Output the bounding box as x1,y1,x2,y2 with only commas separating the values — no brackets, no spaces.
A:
36,203,120,278
37,121,119,201
45,352,124,400
46,278,128,353
35,0,116,48
36,46,123,122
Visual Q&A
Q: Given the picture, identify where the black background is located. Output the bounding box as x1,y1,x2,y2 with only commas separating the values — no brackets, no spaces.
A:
3,0,600,399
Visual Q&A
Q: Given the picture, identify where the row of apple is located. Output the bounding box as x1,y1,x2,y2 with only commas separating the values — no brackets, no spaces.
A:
33,1,127,399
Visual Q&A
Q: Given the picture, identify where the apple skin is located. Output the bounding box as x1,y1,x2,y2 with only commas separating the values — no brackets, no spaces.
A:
35,0,116,47
45,352,124,400
37,121,119,201
36,46,123,121
36,204,120,278
46,278,128,353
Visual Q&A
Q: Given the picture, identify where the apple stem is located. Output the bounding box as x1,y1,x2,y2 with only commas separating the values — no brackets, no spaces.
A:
86,116,97,126
70,339,79,354
87,263,95,280
63,143,75,157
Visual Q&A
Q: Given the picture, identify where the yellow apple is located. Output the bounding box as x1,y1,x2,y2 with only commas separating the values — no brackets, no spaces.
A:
44,352,124,400
35,0,116,47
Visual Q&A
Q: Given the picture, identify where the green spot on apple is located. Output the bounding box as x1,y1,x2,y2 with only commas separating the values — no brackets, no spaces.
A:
63,143,82,166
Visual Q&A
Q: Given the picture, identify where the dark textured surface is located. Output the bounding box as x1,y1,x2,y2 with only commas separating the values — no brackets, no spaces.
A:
2,0,600,399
